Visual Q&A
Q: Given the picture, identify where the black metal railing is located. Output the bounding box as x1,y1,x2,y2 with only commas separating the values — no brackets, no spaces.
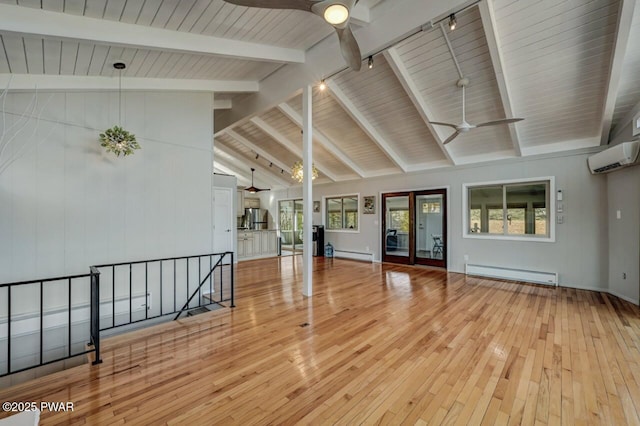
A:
0,251,234,380
94,251,234,332
0,269,102,378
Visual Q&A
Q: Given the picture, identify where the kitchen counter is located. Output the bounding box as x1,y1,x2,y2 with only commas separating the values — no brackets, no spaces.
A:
237,229,278,260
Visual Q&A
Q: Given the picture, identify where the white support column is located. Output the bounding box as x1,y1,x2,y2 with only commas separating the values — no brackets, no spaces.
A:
302,85,313,297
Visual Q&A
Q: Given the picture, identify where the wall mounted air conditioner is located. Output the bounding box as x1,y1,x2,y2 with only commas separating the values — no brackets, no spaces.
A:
587,141,640,174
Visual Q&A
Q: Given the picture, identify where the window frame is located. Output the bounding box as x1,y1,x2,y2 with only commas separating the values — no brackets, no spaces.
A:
323,193,360,233
462,177,556,242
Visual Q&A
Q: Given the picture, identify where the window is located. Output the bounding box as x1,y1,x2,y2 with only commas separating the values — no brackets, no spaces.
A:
389,209,409,232
325,195,359,231
464,178,554,241
422,201,441,214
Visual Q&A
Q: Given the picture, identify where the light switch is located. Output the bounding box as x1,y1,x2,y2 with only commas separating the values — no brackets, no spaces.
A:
617,210,622,219
557,215,564,224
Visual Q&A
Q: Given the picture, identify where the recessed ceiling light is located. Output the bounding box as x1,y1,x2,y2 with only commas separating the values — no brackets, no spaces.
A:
324,4,349,25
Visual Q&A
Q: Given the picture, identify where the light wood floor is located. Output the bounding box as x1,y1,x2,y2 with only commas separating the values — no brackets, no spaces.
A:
2,257,640,425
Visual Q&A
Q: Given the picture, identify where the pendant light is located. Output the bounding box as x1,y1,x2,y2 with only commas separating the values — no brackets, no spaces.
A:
245,168,269,193
99,62,140,156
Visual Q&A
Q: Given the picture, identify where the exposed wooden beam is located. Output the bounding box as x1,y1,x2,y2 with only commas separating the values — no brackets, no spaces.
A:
249,116,340,182
324,79,407,172
276,102,366,178
214,142,291,187
214,99,233,110
350,3,371,26
610,99,640,141
0,74,258,92
214,163,251,186
0,3,305,64
478,0,523,156
599,0,636,145
220,0,471,129
383,48,456,166
224,129,291,175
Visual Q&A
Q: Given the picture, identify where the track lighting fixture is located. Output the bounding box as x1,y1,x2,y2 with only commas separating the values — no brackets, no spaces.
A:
448,13,457,31
319,80,327,91
269,162,273,167
255,154,259,159
368,56,374,69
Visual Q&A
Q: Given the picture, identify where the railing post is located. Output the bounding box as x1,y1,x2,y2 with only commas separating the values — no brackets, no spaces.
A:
230,252,235,308
90,267,103,365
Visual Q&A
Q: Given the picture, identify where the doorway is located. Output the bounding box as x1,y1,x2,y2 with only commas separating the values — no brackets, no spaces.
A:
382,189,447,268
213,187,234,254
279,199,304,255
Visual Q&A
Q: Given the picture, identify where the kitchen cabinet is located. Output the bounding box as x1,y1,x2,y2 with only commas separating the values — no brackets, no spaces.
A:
244,197,260,209
237,230,278,260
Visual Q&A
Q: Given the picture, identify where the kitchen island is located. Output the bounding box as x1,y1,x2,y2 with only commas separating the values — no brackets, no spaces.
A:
237,229,278,261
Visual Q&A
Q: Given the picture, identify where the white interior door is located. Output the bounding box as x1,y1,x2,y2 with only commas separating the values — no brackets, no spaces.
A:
213,187,233,253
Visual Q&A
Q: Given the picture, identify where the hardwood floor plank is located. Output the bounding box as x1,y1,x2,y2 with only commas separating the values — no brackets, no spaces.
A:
0,257,639,425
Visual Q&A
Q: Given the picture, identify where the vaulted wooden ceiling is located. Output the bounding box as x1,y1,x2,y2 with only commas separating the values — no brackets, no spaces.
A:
0,0,638,190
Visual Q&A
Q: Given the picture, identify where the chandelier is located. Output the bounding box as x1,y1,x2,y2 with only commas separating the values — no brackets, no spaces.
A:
291,161,318,183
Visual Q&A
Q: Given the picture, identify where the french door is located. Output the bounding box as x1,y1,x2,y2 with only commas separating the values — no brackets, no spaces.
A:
382,189,447,268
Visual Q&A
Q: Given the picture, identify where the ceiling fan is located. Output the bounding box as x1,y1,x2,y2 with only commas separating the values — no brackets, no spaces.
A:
222,0,362,71
245,168,270,193
430,78,524,145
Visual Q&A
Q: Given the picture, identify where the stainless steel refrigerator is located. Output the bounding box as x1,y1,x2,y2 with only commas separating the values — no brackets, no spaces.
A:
243,208,268,230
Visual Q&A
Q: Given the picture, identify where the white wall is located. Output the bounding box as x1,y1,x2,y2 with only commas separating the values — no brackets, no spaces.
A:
607,165,640,304
0,90,215,284
263,150,609,291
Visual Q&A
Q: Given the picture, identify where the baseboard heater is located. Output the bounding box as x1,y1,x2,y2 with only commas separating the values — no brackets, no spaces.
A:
334,249,374,263
465,263,557,286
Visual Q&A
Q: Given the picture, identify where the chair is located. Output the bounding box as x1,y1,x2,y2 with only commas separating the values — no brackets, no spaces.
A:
432,235,443,258
386,229,398,252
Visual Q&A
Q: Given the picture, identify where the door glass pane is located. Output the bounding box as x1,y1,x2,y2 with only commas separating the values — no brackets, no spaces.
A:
279,201,294,253
385,196,409,257
416,195,444,260
294,200,304,250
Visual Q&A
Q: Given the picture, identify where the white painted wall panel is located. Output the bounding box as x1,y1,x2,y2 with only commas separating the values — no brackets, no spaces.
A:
0,90,214,283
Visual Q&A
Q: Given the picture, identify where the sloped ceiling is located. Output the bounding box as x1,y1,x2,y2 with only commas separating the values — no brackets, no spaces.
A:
1,0,638,190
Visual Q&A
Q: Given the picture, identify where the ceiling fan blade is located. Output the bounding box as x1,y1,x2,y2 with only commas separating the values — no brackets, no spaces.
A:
336,25,362,71
222,0,316,11
443,131,461,145
430,121,459,130
475,118,524,128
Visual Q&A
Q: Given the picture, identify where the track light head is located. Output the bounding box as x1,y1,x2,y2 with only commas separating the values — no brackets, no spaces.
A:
319,79,327,91
368,56,374,69
448,13,457,31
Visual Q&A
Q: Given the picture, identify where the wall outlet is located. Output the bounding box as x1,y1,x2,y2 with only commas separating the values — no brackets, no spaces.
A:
557,215,564,224
623,273,627,280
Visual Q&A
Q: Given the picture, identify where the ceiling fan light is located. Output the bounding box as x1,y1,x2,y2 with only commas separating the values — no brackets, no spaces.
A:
324,4,349,25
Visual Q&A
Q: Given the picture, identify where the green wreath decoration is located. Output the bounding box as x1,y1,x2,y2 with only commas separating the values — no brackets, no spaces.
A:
99,126,141,157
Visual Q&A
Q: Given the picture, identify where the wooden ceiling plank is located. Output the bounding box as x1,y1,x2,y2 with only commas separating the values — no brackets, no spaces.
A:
324,79,409,172
224,128,292,175
383,48,456,165
276,103,367,178
250,115,340,182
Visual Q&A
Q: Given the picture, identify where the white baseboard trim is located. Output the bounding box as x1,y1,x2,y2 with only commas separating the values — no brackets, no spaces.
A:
605,289,639,305
334,250,374,263
465,263,557,286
